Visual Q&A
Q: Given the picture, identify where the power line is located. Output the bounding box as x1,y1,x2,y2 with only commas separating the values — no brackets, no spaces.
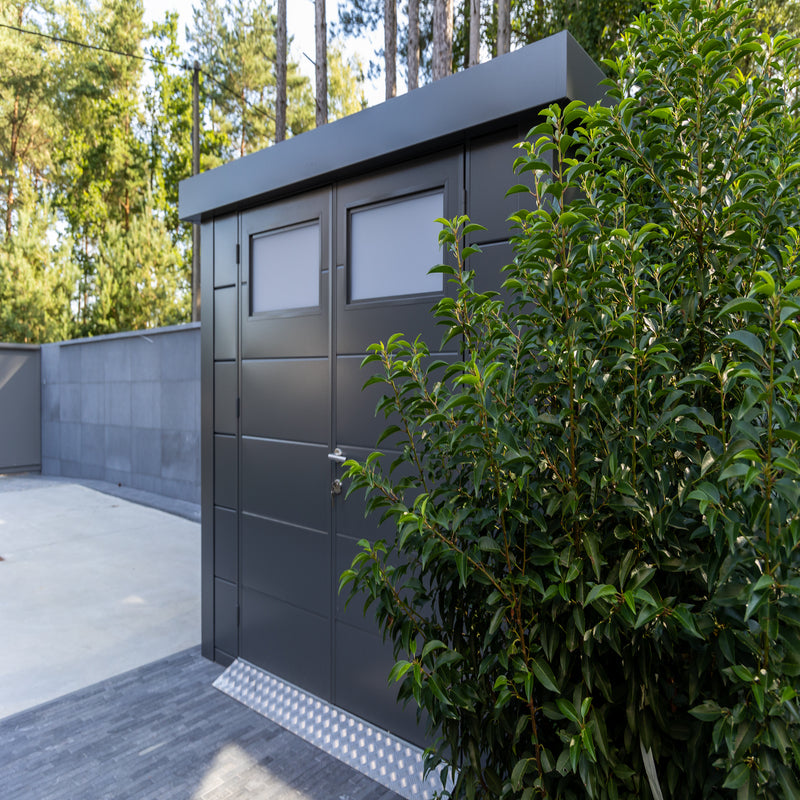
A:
1,20,278,124
0,20,184,70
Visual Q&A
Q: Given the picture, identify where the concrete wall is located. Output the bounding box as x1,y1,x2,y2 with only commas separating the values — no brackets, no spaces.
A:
0,344,41,473
41,323,200,503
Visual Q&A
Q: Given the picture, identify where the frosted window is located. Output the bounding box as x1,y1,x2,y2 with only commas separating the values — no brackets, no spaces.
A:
349,192,443,301
251,222,320,313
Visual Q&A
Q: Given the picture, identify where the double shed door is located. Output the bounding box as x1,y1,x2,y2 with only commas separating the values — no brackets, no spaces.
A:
234,152,462,743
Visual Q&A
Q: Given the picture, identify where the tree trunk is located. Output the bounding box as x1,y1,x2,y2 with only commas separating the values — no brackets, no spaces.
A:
407,0,419,90
497,0,511,56
6,94,19,236
276,0,287,141
469,0,480,67
432,0,453,81
315,0,328,126
385,0,396,99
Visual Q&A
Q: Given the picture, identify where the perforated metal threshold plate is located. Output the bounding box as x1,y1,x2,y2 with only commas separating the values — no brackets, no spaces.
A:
213,659,446,800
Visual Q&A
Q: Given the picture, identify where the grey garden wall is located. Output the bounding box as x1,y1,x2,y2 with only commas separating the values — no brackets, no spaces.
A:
0,343,41,473
41,323,200,503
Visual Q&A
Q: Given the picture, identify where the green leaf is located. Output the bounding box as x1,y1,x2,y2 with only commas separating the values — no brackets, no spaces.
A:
427,675,451,706
511,758,529,790
531,658,560,693
724,330,764,359
717,297,763,316
635,604,661,629
751,681,765,712
478,536,503,554
388,660,414,683
506,183,533,196
753,270,776,296
689,700,723,721
556,697,581,725
421,640,447,660
752,574,774,593
744,592,767,622
583,531,603,581
585,584,618,605
672,605,704,639
722,763,750,789
455,550,469,587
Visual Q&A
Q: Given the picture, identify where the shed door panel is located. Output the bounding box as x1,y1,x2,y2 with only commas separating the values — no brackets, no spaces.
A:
335,152,463,353
240,358,328,443
238,189,334,700
241,190,331,360
331,152,463,745
232,154,463,744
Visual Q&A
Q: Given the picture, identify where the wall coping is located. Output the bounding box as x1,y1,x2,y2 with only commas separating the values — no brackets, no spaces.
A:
0,342,41,351
53,322,201,348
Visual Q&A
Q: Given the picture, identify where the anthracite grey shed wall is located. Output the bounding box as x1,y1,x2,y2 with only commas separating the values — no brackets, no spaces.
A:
181,31,605,747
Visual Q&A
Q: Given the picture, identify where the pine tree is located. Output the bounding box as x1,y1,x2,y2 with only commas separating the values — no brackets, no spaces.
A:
496,0,509,55
275,0,287,142
432,0,452,79
384,0,396,98
407,0,420,88
328,42,367,119
316,0,328,125
0,196,77,343
94,197,189,333
0,1,61,237
468,0,479,66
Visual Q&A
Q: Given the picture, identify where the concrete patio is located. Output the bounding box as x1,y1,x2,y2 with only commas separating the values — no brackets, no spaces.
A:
0,474,401,800
0,474,201,718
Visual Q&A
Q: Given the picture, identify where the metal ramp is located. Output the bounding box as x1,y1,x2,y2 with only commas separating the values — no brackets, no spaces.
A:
213,659,446,799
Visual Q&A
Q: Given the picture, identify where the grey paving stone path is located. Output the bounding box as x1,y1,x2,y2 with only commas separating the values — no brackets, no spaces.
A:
0,647,403,800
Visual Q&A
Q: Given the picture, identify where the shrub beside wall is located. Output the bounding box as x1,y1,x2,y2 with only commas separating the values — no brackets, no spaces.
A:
342,0,800,797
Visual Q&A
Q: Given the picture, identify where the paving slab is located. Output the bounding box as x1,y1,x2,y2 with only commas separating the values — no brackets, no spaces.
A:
0,474,200,719
0,647,402,800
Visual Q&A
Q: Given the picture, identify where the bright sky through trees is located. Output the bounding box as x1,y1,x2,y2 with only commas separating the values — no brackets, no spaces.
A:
141,0,383,104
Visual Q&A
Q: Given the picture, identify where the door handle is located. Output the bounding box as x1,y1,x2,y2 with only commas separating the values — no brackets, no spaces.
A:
327,448,346,463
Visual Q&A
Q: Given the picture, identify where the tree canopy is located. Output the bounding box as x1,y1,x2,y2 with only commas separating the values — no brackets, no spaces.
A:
0,0,366,342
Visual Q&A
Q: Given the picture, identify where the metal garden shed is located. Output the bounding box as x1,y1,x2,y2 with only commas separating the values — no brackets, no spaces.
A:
179,31,605,749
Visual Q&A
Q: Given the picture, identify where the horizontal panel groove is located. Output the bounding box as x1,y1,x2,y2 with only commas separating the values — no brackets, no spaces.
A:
214,282,236,289
215,577,237,589
241,435,328,448
336,350,455,359
241,356,328,364
241,510,327,536
244,585,330,622
471,237,517,246
343,295,443,311
333,616,383,634
213,359,237,364
214,504,238,512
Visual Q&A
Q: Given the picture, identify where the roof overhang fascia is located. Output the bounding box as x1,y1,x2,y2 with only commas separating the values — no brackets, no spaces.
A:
178,30,605,222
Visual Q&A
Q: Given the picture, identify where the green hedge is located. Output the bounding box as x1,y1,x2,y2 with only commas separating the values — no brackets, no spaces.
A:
342,1,800,796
